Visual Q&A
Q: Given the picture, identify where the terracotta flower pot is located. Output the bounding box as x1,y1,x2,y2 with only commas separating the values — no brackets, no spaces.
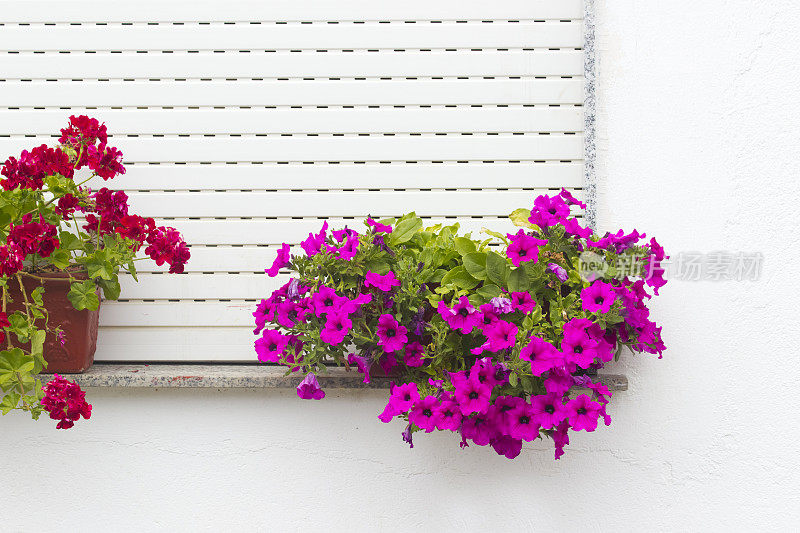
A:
7,272,100,374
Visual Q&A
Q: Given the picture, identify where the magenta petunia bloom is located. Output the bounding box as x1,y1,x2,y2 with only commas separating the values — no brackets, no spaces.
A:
562,217,593,239
544,367,575,396
297,372,325,400
255,329,289,363
437,296,481,334
265,243,291,277
519,336,562,376
506,229,548,266
339,292,373,315
435,399,463,431
547,262,569,282
376,314,408,353
468,357,506,389
489,395,524,435
320,312,352,345
327,228,360,260
581,280,617,314
347,353,371,384
559,187,587,209
561,328,600,369
566,394,602,432
311,286,344,317
408,395,440,433
510,291,537,314
378,382,420,422
276,300,309,329
461,413,495,446
529,393,568,430
484,320,518,352
300,221,328,257
403,341,425,367
528,194,570,227
507,402,541,442
478,304,502,331
489,296,514,314
366,217,393,233
553,419,570,460
454,376,493,415
364,270,401,292
490,435,523,460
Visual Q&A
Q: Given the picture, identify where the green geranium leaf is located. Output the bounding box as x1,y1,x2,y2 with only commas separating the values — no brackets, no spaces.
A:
85,257,114,281
58,232,83,251
67,280,100,311
0,392,21,415
98,277,122,301
49,249,71,270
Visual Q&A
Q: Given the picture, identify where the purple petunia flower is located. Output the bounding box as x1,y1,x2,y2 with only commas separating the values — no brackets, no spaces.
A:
255,329,289,363
483,320,518,352
490,434,523,460
547,262,569,282
510,291,537,314
506,229,548,266
409,395,440,433
311,286,343,317
488,395,524,435
327,228,360,260
297,373,325,400
507,402,540,442
559,187,587,209
528,194,570,228
562,217,593,239
453,375,493,415
401,424,414,448
347,353,371,384
561,328,600,369
580,280,617,314
553,419,570,460
265,243,290,277
300,221,328,257
378,382,420,422
319,312,352,345
529,393,568,430
376,314,408,353
519,336,563,376
364,270,401,292
489,296,514,314
565,394,602,432
435,399,463,431
366,217,393,234
403,341,425,367
437,296,481,334
461,413,495,446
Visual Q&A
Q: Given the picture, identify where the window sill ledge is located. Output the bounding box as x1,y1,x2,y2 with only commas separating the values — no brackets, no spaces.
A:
46,363,628,391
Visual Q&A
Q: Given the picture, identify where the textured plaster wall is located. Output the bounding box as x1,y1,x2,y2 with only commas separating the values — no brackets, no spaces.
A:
3,2,800,531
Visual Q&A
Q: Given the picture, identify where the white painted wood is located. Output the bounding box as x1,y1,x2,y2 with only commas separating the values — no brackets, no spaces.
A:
0,108,584,135
0,1,584,23
121,191,577,218
125,217,523,246
0,51,583,79
0,80,584,106
95,327,256,361
0,3,586,361
0,21,583,51
100,301,255,327
0,134,583,163
88,163,584,191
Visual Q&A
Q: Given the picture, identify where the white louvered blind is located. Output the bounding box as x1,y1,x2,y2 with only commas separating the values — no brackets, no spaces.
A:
0,0,587,362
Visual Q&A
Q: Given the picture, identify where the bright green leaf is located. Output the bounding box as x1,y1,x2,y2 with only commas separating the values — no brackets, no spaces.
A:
485,251,509,287
67,280,100,311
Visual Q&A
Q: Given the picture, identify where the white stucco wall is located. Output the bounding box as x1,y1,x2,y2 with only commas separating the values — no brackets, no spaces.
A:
4,2,799,531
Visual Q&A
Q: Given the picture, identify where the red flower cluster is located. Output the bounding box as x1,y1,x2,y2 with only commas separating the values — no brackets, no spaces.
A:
145,226,191,274
59,115,108,147
40,374,92,429
1,144,74,191
8,214,59,258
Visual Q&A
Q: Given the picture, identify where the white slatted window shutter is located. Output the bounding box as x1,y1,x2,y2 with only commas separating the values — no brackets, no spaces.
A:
0,0,587,362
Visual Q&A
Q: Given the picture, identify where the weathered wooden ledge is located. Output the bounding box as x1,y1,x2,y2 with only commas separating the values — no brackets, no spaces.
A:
47,363,628,391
